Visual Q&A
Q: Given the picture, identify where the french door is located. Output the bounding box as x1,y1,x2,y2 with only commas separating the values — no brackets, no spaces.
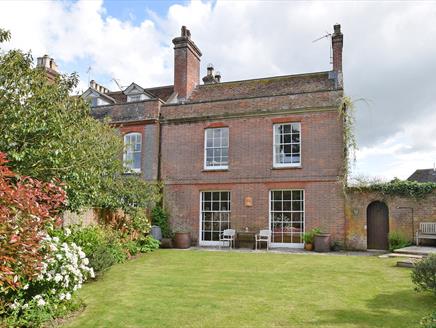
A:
269,190,304,248
199,191,231,246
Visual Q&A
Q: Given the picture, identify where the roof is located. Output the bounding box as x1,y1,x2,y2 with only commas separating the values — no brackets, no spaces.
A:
408,169,436,183
104,85,174,104
188,71,338,103
82,88,116,104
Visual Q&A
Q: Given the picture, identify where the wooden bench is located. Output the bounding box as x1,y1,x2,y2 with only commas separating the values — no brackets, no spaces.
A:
416,222,436,245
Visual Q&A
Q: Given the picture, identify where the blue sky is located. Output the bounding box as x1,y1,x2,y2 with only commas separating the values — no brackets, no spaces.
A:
1,0,435,181
104,0,186,23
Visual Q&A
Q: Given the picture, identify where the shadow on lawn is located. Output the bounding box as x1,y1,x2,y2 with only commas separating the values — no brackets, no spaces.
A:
315,290,435,328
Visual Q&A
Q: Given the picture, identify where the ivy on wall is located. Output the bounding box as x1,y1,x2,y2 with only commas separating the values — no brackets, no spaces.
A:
338,96,358,184
348,179,436,199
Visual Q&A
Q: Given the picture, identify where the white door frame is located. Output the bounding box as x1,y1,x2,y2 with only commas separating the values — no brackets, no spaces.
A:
268,189,305,249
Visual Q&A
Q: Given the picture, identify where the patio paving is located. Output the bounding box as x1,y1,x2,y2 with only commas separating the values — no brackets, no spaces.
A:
394,245,436,256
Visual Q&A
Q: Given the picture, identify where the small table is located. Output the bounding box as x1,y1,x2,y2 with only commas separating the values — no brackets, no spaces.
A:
236,231,256,249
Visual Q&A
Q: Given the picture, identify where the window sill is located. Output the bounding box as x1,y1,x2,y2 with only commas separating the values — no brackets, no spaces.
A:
123,171,142,175
202,168,229,172
271,165,302,170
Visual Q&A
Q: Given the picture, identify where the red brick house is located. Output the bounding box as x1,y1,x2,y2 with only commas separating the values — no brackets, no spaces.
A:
83,24,345,248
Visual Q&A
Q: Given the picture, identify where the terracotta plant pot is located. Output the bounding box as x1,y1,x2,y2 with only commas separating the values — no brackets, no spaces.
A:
314,233,331,252
304,243,313,251
174,232,191,249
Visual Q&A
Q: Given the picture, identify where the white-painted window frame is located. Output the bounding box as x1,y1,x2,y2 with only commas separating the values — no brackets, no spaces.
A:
123,132,142,173
269,189,305,248
204,127,229,170
273,122,301,168
198,191,231,246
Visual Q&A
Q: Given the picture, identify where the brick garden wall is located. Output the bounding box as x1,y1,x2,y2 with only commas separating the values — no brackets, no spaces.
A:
345,191,436,250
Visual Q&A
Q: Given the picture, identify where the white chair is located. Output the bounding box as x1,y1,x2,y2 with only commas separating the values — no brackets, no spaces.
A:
255,229,271,251
219,229,236,249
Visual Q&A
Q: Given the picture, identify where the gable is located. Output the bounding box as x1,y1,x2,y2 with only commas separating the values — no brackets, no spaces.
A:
81,88,115,106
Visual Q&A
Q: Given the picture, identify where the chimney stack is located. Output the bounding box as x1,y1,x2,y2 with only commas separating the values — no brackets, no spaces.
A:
172,26,202,101
36,55,59,83
332,24,343,72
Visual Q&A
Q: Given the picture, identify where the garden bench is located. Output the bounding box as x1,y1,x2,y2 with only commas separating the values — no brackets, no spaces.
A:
416,222,436,245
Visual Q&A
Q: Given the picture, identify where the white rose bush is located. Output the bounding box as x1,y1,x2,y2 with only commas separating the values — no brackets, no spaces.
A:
4,233,95,326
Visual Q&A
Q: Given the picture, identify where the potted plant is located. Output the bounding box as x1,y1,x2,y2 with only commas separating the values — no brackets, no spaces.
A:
303,227,320,251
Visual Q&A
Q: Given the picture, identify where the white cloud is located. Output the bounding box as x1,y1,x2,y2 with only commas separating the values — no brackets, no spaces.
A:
1,0,435,179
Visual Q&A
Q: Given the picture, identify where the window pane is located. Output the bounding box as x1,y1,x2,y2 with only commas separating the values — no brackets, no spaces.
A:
291,123,300,133
270,190,304,245
272,191,282,201
292,190,303,201
133,152,141,170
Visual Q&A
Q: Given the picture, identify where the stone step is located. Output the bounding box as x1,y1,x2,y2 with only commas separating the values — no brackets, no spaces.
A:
394,246,436,256
397,259,420,268
379,253,423,259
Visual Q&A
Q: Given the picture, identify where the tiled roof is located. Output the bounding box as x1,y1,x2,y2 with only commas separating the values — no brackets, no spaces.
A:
106,85,174,104
408,169,436,183
188,72,337,103
146,85,174,102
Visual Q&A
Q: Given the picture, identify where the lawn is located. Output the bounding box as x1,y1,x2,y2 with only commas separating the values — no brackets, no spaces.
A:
64,249,435,328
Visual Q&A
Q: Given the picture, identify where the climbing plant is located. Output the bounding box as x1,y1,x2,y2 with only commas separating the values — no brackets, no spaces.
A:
349,178,436,199
338,96,358,185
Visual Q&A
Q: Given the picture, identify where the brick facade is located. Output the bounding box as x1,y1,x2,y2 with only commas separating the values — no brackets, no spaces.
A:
85,24,348,248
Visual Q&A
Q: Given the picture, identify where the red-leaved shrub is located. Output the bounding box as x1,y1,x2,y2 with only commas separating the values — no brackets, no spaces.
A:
0,152,66,302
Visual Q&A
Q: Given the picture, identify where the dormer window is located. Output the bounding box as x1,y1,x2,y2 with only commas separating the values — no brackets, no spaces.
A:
81,87,115,107
91,97,110,107
123,83,152,103
127,94,147,102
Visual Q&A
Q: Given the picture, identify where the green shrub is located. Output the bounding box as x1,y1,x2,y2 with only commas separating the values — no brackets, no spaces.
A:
124,240,140,257
388,231,412,251
66,225,127,272
68,225,107,255
412,254,436,295
152,206,172,238
137,236,160,253
87,244,117,274
421,311,436,328
2,295,83,328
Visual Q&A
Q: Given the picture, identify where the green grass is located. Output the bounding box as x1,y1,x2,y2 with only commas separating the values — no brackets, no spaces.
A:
64,250,435,328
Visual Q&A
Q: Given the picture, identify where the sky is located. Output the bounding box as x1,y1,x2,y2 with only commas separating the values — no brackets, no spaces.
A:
0,0,435,181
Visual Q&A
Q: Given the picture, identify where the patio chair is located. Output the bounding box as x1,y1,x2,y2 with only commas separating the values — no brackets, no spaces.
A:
219,229,236,249
255,229,271,251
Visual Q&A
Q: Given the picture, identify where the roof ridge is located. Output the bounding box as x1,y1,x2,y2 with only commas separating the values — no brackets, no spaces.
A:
194,71,331,88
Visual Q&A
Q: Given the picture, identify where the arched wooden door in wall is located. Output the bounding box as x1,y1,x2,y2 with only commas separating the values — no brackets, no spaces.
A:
367,201,389,250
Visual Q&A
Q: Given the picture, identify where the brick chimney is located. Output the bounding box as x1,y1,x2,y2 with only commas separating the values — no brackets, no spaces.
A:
36,55,60,83
332,24,343,72
172,26,202,101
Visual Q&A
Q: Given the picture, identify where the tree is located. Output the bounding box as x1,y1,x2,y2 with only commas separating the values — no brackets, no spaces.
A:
0,29,124,210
